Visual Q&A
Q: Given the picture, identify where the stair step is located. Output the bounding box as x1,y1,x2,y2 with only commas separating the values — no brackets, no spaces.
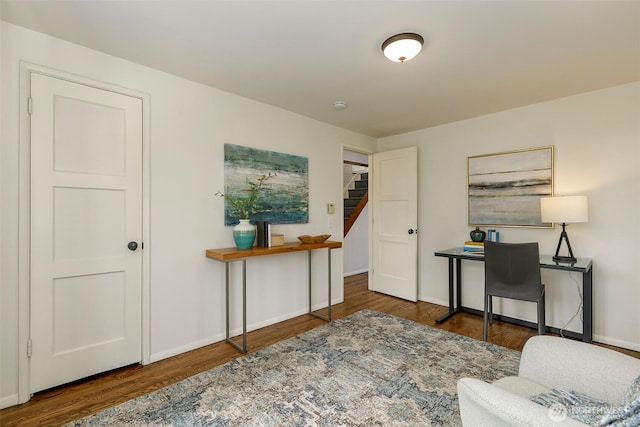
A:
354,180,368,189
360,172,368,180
344,198,360,207
348,188,367,198
344,207,355,217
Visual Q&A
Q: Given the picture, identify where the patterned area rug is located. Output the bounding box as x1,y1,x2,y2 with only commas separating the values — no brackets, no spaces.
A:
67,309,520,426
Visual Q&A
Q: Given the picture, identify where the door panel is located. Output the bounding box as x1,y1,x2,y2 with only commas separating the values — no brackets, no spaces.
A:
53,272,126,355
53,96,127,176
371,147,418,301
30,73,142,393
53,187,125,261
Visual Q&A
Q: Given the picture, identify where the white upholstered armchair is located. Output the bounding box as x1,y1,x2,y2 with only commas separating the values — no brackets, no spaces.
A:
457,336,640,426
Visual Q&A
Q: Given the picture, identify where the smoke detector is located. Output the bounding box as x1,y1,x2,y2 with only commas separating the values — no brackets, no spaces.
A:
333,101,347,110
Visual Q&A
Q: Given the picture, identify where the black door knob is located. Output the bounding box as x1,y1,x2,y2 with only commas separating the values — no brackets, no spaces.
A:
408,229,415,235
128,241,138,251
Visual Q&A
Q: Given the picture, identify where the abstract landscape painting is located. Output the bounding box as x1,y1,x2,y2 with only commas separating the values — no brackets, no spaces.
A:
468,146,553,227
223,144,308,225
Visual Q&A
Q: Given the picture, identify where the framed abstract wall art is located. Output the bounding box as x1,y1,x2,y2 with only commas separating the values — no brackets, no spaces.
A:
223,144,309,225
468,146,553,228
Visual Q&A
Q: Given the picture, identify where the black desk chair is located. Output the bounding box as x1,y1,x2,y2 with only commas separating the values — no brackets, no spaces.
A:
483,241,546,342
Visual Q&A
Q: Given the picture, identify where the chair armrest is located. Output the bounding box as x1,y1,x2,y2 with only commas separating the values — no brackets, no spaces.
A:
519,336,640,404
457,377,586,427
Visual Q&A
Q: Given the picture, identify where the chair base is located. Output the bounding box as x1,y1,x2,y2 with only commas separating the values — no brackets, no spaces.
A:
483,291,545,342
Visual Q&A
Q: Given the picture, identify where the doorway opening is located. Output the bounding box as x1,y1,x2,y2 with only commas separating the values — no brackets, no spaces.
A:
342,149,369,278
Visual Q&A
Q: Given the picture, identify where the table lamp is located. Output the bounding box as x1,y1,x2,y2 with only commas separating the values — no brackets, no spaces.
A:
540,196,589,263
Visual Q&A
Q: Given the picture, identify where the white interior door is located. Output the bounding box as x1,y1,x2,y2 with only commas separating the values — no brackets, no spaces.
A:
29,73,143,393
371,146,418,301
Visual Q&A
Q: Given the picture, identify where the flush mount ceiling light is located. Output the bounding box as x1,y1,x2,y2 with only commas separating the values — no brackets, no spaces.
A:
381,32,424,63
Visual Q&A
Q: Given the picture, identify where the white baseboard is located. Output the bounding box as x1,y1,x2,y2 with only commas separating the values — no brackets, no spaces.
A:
149,333,225,363
417,297,640,353
344,268,368,277
593,334,640,352
150,298,344,363
0,394,19,410
418,295,449,307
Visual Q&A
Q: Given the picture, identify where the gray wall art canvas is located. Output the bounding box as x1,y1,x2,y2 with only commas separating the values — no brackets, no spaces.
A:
468,146,553,227
224,144,309,225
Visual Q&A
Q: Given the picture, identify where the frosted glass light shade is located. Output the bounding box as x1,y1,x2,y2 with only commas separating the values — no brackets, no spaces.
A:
540,196,589,224
382,33,424,62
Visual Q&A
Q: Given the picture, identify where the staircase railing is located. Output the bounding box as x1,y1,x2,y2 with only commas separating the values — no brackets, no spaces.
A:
343,161,369,237
344,191,368,237
343,172,361,198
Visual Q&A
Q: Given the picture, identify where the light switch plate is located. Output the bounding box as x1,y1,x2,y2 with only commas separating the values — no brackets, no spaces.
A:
327,203,335,214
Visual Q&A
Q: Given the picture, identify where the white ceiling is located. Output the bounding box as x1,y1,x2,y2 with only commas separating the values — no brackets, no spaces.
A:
2,0,639,138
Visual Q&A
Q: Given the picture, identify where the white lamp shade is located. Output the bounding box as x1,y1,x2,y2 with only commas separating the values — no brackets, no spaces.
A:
540,196,589,224
382,33,424,62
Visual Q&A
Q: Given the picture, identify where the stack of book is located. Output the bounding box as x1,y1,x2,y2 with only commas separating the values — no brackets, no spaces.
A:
256,221,285,247
463,241,484,253
256,221,271,248
270,233,284,246
487,229,500,242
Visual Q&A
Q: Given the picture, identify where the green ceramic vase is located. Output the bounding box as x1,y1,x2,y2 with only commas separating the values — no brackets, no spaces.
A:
233,219,256,250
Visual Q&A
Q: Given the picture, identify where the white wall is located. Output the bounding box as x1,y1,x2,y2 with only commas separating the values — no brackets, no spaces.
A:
343,204,369,276
343,150,369,165
378,82,640,351
0,22,375,406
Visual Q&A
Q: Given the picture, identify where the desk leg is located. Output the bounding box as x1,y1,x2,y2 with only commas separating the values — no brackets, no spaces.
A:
225,259,247,354
583,267,593,343
456,258,462,310
436,258,462,323
309,248,332,322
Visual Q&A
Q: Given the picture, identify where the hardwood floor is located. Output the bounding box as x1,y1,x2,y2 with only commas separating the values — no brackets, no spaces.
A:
2,273,638,426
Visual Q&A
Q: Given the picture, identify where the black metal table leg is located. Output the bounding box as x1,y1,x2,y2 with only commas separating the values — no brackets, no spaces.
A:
583,267,593,343
456,258,462,310
436,258,460,323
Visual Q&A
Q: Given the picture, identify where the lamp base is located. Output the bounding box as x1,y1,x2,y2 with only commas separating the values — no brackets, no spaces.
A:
552,255,577,263
553,223,577,264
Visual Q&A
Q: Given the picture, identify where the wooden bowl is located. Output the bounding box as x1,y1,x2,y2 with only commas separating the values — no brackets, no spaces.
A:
297,234,331,244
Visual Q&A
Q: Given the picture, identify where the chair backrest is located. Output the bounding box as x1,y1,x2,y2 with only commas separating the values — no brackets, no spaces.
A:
484,241,543,301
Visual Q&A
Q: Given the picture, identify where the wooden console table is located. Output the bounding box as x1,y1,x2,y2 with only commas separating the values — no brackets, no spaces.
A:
206,241,342,353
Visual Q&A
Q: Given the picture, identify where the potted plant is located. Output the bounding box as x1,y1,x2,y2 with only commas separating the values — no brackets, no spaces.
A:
216,172,275,249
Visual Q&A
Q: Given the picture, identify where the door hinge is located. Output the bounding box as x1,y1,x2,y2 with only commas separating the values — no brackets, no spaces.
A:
27,97,33,115
27,339,33,358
